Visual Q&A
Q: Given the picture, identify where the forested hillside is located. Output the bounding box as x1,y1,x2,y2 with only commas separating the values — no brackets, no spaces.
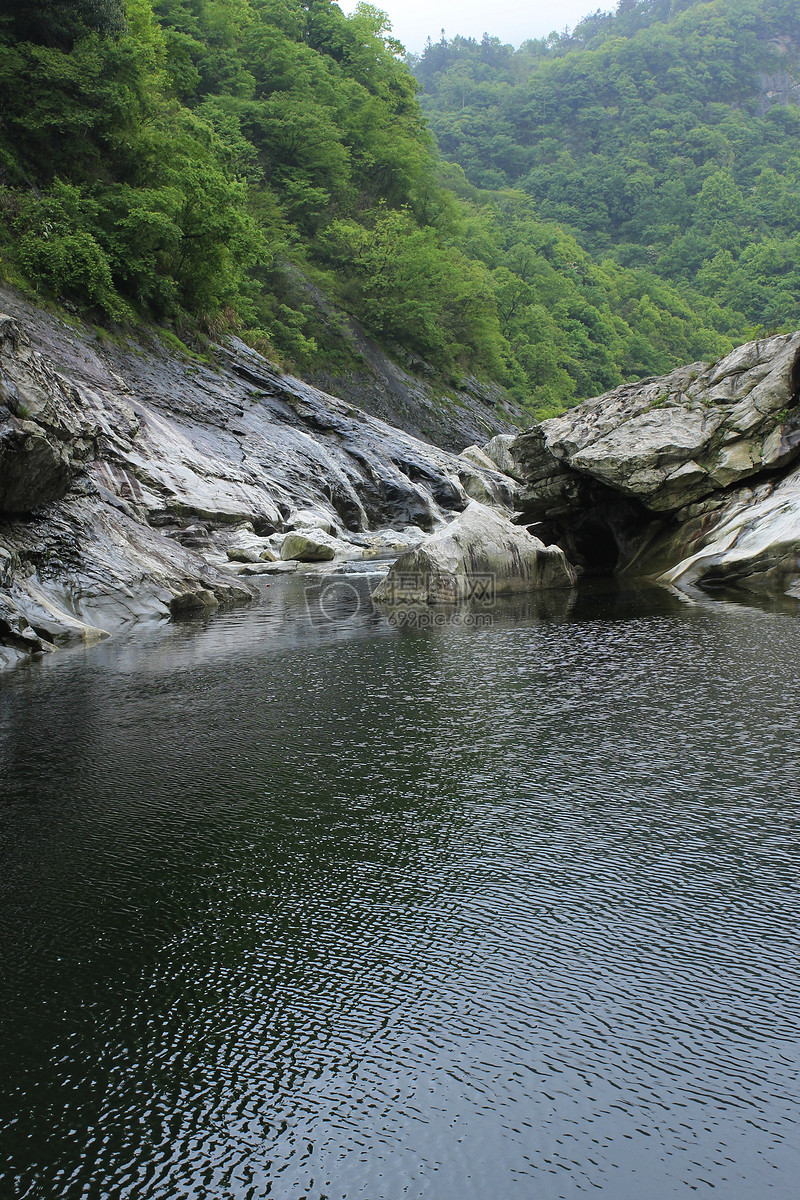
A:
0,0,789,421
414,0,800,341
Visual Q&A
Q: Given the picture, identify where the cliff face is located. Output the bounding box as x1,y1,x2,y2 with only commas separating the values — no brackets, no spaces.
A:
278,270,525,453
4,285,800,671
757,35,800,111
0,288,516,668
511,332,800,601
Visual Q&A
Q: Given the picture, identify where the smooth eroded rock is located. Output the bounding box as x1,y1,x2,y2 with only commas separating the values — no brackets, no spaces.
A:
510,330,800,590
631,470,800,598
169,588,219,615
515,331,800,519
0,595,55,655
482,433,522,479
280,530,337,562
372,501,576,605
0,287,515,664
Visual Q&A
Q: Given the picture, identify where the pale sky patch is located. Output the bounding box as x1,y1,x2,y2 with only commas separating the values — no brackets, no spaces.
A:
339,0,613,55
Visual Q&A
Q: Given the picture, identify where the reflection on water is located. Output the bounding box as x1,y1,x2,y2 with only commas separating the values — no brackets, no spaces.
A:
1,578,799,1199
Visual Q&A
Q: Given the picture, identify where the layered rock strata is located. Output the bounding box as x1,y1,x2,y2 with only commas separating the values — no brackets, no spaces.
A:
0,292,517,667
510,332,800,598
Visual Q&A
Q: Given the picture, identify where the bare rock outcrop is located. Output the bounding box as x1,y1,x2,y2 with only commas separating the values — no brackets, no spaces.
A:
0,289,515,666
508,332,800,599
0,314,99,512
372,501,576,606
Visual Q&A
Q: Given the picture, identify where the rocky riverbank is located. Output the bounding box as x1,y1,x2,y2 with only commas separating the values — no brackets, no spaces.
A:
510,332,800,601
3,289,800,670
0,289,518,668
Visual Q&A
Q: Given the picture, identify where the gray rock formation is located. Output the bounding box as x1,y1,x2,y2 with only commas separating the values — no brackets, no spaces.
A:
280,531,337,562
0,288,517,666
5,280,799,671
482,434,522,480
510,332,800,598
627,468,800,599
372,501,577,606
0,314,98,512
457,443,518,509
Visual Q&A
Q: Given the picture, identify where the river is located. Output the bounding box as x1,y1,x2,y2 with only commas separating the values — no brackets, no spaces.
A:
1,576,798,1199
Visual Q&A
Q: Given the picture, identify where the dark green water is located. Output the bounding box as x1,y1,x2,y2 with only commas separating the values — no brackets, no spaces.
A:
1,578,798,1199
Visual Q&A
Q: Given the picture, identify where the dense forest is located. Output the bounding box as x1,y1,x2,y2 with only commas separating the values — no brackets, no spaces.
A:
0,0,798,417
414,0,800,339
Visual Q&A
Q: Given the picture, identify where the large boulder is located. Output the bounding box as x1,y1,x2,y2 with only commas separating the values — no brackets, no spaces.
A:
515,332,800,520
371,501,576,605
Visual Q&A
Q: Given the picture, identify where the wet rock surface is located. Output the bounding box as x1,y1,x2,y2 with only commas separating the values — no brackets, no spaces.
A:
5,283,799,669
509,332,800,598
0,288,517,666
280,530,337,562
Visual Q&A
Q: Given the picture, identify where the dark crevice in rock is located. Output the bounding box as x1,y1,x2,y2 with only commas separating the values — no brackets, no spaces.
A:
522,484,659,578
790,347,800,406
541,427,800,582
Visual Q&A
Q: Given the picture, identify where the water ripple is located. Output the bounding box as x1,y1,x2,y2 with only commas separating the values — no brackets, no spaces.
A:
0,581,799,1198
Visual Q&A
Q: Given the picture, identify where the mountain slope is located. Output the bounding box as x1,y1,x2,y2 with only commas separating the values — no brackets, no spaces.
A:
0,0,746,427
414,0,800,335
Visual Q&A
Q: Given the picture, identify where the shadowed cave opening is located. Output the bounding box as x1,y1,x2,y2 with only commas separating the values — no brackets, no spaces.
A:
524,488,658,579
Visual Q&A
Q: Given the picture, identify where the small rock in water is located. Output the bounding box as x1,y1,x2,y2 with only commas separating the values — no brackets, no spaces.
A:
280,531,337,562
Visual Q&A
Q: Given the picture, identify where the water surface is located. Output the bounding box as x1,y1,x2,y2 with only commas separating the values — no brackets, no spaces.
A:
1,579,798,1199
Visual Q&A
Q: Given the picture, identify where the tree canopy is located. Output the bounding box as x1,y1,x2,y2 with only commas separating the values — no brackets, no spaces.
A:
413,0,800,339
2,0,794,417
